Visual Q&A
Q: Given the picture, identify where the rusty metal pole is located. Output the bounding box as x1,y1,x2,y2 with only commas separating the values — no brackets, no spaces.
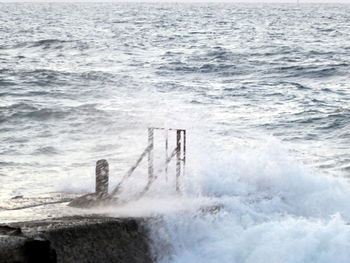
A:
148,128,154,180
176,130,181,193
96,159,109,199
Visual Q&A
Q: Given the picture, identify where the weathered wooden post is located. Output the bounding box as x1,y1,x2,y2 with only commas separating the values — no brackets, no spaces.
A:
96,159,109,199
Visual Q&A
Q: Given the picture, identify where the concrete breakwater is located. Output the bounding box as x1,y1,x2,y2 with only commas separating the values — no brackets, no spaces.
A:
0,129,186,263
0,215,153,263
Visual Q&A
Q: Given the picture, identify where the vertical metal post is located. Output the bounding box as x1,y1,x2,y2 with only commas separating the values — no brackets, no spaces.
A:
183,130,186,177
148,128,154,180
96,159,109,199
176,130,181,193
165,129,169,181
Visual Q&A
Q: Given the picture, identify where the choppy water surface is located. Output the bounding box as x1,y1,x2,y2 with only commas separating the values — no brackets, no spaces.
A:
1,3,350,262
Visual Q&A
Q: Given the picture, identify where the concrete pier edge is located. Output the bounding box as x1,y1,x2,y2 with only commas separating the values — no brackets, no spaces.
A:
0,215,153,263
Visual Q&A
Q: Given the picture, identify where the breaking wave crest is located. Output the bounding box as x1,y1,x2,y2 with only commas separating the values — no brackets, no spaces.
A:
147,140,350,263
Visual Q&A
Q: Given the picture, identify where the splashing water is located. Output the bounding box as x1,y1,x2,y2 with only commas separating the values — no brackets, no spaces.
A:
0,3,350,262
144,140,350,263
88,138,350,262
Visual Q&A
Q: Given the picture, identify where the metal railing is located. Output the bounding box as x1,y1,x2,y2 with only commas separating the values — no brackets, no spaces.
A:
109,127,186,199
69,127,187,207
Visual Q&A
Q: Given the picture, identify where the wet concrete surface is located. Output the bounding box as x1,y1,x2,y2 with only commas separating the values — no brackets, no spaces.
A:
0,194,153,263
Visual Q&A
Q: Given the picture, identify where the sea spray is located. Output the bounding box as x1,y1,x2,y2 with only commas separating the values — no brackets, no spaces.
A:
149,212,350,263
1,3,350,198
54,136,350,262
146,140,350,263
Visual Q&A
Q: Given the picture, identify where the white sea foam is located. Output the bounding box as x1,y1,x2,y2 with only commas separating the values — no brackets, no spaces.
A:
51,135,350,262
143,139,350,263
53,134,350,262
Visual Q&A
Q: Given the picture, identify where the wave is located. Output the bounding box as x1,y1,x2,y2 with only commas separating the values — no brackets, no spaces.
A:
1,39,89,51
0,102,37,112
291,109,350,130
33,146,59,155
146,140,350,263
0,161,17,167
0,80,16,87
157,62,241,75
273,63,349,79
0,39,68,50
0,102,109,124
29,39,70,47
0,69,119,88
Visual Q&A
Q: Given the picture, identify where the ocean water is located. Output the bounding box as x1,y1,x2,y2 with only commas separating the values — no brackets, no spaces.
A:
1,2,350,262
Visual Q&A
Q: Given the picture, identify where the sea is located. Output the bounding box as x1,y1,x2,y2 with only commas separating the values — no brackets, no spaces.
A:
1,2,350,262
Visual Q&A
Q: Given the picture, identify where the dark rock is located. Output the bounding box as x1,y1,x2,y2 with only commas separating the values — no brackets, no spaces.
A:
0,235,28,263
0,225,22,236
23,238,57,263
0,236,56,263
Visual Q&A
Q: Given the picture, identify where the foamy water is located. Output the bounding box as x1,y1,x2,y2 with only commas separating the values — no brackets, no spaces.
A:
1,2,350,262
146,141,350,263
85,139,350,262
